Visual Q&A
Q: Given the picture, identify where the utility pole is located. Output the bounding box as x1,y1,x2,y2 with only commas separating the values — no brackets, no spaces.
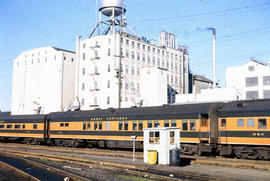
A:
212,28,216,89
118,5,124,109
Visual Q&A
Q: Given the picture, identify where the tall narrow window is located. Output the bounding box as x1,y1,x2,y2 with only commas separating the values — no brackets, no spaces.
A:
82,83,85,91
182,120,188,130
108,48,111,56
148,121,153,128
107,97,110,105
124,122,128,130
138,121,143,130
107,80,110,88
82,68,85,75
133,121,137,130
108,64,111,72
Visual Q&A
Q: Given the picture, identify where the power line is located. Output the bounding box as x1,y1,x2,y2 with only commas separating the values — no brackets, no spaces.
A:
131,2,270,23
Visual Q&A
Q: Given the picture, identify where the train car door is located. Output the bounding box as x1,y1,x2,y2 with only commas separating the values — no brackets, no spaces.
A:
199,114,209,143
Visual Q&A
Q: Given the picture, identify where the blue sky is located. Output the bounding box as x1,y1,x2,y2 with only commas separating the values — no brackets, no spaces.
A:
0,0,270,111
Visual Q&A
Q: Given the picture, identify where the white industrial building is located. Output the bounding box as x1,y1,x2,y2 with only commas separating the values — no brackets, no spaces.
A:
11,47,76,115
76,0,189,110
226,60,270,100
77,32,189,110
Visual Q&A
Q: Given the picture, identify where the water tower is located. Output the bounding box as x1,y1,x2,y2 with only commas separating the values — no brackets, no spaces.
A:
89,0,126,37
89,0,137,37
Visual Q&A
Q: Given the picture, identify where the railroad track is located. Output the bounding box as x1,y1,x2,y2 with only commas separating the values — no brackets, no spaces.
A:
0,148,218,181
0,153,89,181
1,143,270,172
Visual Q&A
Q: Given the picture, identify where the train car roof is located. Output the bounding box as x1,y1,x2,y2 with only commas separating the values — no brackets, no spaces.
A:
218,99,270,117
0,114,46,121
48,102,220,121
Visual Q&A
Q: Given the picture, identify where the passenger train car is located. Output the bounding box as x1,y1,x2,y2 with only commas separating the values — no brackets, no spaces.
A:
0,99,269,160
217,99,270,159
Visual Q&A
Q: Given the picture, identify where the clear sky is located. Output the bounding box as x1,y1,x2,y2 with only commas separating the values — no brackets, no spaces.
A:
0,0,270,111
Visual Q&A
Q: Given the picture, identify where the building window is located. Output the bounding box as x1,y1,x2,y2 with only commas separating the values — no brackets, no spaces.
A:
107,64,111,72
131,52,134,59
246,77,258,87
108,38,111,44
137,43,140,48
246,91,258,100
108,48,111,56
83,53,85,60
82,68,85,75
137,53,140,61
125,66,129,74
190,120,196,131
147,55,150,64
147,46,150,51
132,41,135,47
237,119,244,127
263,90,270,98
221,119,226,127
248,66,254,71
182,120,188,130
82,83,85,91
263,76,270,86
126,39,129,45
247,119,255,127
258,119,267,129
143,45,145,50
131,66,134,75
17,62,19,67
107,97,110,105
149,131,160,144
83,43,86,48
63,56,66,60
95,50,98,57
107,80,110,88
81,98,84,106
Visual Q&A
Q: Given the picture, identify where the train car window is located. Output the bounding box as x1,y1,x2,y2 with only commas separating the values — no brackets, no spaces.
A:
65,123,69,127
106,122,110,131
124,122,128,130
171,120,176,127
7,125,12,129
164,121,169,127
258,119,267,129
14,125,21,129
94,122,98,130
119,122,123,130
83,123,86,130
33,124,37,129
154,121,159,128
190,120,196,131
99,122,102,130
22,125,25,129
247,119,255,127
60,123,64,127
221,119,227,127
133,121,137,130
138,121,143,130
148,121,153,128
182,120,188,130
0,125,4,128
87,123,91,130
237,119,244,127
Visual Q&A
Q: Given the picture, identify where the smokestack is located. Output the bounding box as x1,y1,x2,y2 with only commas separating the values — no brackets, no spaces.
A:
207,27,216,89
